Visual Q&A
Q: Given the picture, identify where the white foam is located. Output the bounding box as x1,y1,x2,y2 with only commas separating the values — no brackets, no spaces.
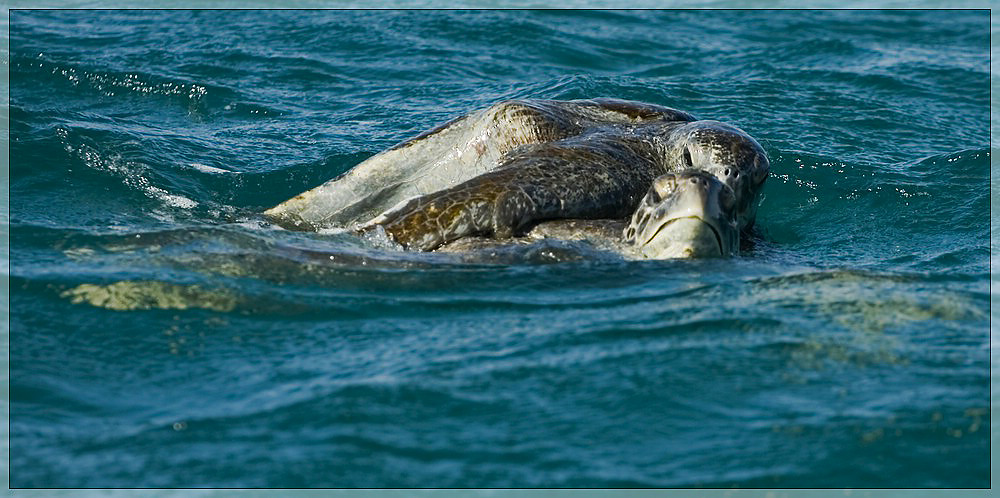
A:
317,226,351,235
190,163,233,174
147,186,198,209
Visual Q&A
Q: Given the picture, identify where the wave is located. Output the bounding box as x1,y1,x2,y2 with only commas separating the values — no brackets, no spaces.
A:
9,10,990,488
11,52,292,123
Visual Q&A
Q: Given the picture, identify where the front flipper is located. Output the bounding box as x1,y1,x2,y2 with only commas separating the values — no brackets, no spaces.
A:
368,140,658,251
369,181,511,250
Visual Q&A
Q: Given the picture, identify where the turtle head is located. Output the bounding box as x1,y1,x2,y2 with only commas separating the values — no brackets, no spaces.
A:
624,171,740,259
667,120,770,232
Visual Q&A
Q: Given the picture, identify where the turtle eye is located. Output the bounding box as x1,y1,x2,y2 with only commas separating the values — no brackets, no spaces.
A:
682,147,694,168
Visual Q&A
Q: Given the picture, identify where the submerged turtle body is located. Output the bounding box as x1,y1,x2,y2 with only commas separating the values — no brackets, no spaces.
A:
435,219,629,255
266,98,770,259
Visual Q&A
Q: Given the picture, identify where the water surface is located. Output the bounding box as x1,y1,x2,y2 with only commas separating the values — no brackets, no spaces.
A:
9,9,990,487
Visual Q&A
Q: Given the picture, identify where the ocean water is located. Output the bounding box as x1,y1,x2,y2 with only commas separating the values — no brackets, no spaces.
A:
8,9,990,488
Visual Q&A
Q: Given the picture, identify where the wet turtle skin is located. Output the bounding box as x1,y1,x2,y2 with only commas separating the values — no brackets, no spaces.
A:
373,124,686,250
266,98,769,255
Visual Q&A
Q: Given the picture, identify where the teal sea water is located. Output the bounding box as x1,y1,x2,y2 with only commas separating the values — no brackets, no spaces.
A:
9,10,990,488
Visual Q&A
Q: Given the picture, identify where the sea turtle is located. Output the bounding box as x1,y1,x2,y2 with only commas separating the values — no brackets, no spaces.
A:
265,98,770,258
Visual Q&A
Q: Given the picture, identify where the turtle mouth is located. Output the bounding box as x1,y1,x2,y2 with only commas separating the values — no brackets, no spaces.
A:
645,216,724,256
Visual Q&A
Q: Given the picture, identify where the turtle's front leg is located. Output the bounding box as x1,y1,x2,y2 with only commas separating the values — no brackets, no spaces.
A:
362,145,643,251
369,180,523,251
